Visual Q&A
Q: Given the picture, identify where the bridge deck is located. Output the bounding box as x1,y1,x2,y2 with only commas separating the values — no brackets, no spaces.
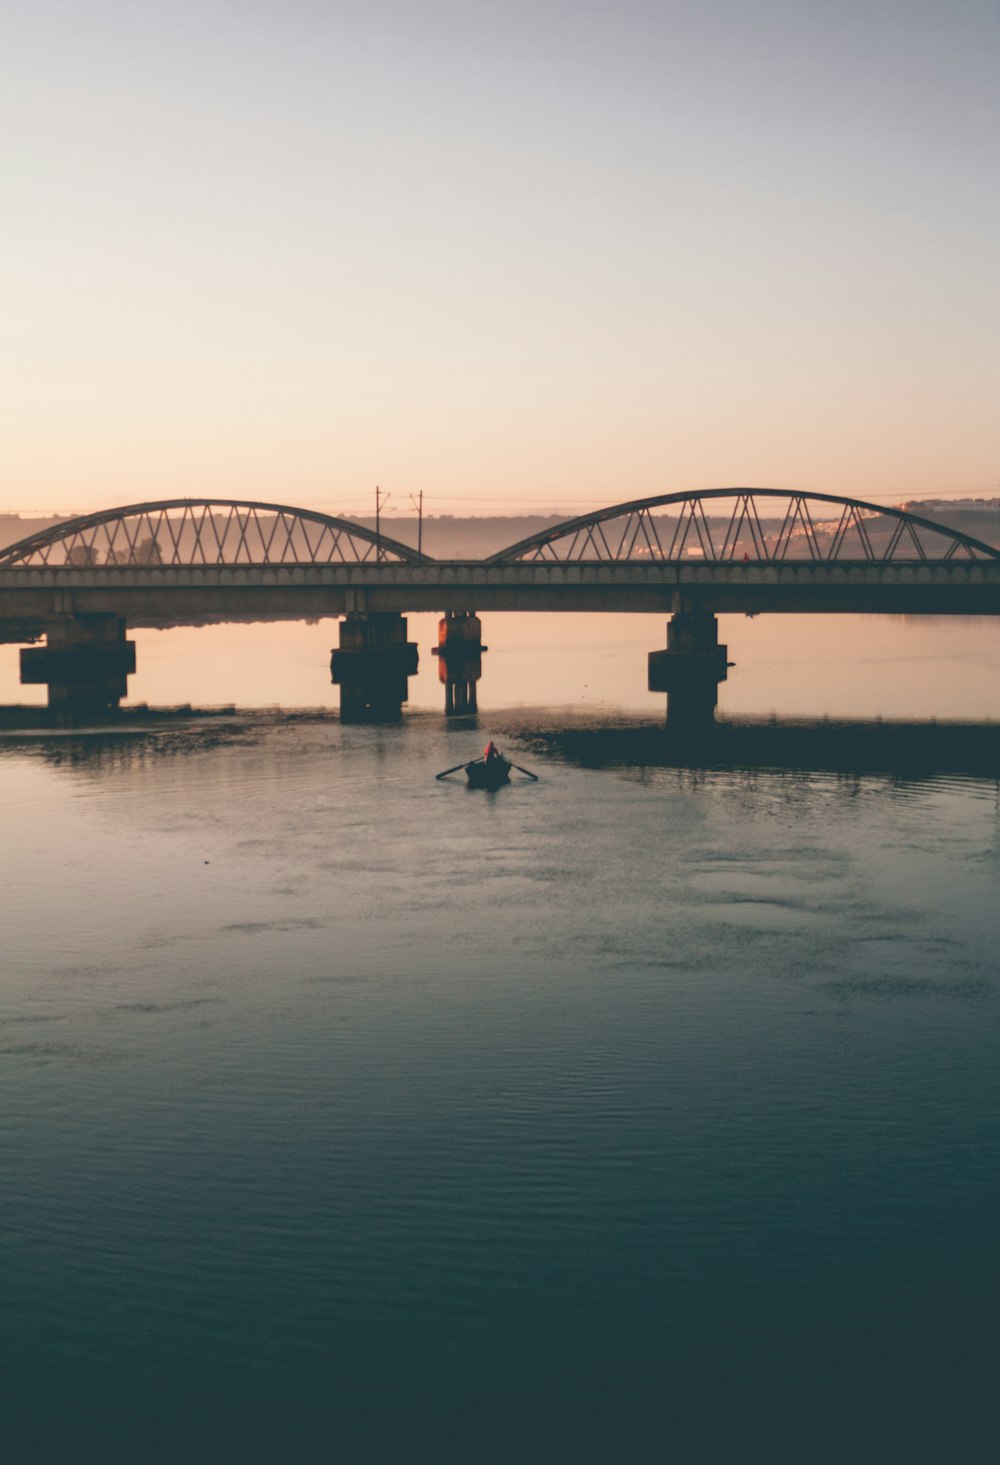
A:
1,559,998,633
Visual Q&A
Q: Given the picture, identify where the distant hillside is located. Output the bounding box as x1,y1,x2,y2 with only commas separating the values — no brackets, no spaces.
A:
353,515,567,558
0,514,69,550
900,500,1000,550
375,503,1000,556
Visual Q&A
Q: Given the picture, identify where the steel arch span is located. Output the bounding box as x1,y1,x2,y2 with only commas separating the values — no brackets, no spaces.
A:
0,498,431,568
486,488,1000,565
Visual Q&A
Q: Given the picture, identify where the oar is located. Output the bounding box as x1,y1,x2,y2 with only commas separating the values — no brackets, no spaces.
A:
436,758,481,780
510,763,539,781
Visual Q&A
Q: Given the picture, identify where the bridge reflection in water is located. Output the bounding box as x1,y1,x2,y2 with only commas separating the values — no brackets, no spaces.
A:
519,718,1000,783
7,711,999,790
0,491,997,726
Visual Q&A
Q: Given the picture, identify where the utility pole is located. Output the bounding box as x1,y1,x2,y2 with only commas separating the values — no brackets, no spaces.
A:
409,491,424,557
375,485,390,562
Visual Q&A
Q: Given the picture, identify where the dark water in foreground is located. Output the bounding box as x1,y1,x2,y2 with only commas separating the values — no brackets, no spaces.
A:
2,703,999,1460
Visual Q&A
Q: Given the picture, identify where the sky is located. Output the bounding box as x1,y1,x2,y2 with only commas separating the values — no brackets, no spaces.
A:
2,0,997,517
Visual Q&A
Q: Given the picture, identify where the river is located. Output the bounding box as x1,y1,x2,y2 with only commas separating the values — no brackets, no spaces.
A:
2,613,998,1460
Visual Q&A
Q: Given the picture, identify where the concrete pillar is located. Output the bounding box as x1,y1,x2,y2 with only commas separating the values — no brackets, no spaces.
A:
431,612,486,716
648,610,729,728
330,612,419,722
20,615,136,723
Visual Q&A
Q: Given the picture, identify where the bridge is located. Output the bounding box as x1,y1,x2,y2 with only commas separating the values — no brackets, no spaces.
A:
1,491,997,723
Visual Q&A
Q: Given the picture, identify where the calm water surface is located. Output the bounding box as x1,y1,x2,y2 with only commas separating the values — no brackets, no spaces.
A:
2,618,998,1460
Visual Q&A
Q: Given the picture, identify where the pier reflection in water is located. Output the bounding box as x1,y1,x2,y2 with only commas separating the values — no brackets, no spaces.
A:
522,716,1000,782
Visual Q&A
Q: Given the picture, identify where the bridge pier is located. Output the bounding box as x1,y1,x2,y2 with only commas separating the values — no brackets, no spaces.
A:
432,612,485,715
648,610,729,729
330,612,419,722
20,614,136,723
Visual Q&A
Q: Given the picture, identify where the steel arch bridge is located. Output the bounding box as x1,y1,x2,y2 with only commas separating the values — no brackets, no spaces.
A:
0,498,430,569
487,488,1000,565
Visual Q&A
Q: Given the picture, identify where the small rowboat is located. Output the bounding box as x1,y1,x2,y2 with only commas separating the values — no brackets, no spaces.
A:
465,754,511,790
436,745,538,788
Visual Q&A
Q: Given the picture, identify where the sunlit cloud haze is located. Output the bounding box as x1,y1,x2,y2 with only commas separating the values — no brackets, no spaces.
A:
3,0,997,515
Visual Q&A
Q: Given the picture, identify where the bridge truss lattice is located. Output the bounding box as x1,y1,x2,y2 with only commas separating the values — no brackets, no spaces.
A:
487,489,1000,565
0,499,429,568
